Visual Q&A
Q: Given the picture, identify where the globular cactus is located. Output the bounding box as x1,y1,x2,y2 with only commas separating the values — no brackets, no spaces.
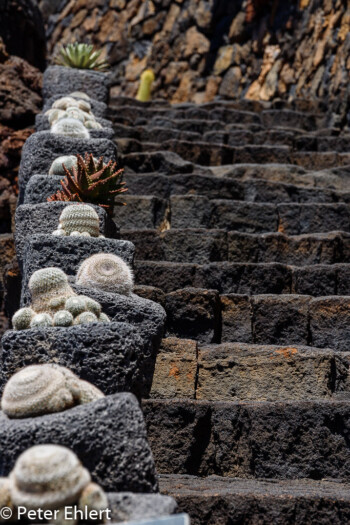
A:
84,119,103,129
12,307,35,331
29,268,75,315
53,310,74,327
12,268,109,330
46,108,66,125
30,313,54,328
61,107,87,123
69,91,90,101
51,118,90,139
49,155,78,176
78,482,108,514
52,204,101,238
73,312,98,325
76,253,134,296
136,69,155,102
9,445,91,510
52,97,80,110
1,363,104,419
1,364,74,418
76,99,92,113
0,478,14,521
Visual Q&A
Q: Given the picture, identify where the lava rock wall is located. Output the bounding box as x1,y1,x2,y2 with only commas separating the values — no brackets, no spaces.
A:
41,0,349,107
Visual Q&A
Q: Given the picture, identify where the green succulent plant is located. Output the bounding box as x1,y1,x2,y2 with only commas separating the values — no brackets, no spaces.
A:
55,43,109,71
47,153,127,214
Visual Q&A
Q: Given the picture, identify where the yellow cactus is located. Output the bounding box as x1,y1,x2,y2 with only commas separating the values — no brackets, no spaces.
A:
136,69,155,102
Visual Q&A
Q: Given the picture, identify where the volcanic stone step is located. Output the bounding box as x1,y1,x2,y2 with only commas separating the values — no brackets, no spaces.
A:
0,393,157,493
168,198,350,234
211,163,350,192
150,338,350,402
24,173,350,206
122,229,350,266
145,290,350,350
142,399,350,480
159,474,350,525
134,261,350,296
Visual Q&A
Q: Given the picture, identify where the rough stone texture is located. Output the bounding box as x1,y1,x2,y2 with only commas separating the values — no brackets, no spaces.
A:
165,287,221,344
143,399,350,479
160,475,350,525
196,343,349,402
310,297,350,352
23,175,63,204
1,322,155,398
108,492,177,522
0,0,46,70
42,66,110,103
114,195,168,230
0,55,42,128
220,294,252,343
20,234,134,303
150,337,197,400
0,393,157,493
18,131,118,204
15,202,119,264
44,0,349,115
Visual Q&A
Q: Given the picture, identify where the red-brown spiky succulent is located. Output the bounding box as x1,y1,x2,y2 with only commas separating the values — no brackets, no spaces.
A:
48,153,127,214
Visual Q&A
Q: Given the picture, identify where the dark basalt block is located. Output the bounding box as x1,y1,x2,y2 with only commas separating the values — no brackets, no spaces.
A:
42,94,107,119
1,322,154,398
72,285,166,380
20,234,135,303
108,492,177,522
43,66,110,103
0,393,157,493
23,175,67,205
18,132,118,204
15,202,119,265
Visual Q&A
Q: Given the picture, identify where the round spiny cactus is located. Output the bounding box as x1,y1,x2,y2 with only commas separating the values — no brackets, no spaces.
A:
73,312,98,325
51,118,90,139
76,253,134,296
52,97,80,110
30,313,54,328
98,312,111,324
69,91,91,101
12,307,35,331
0,478,14,518
65,296,87,317
78,482,108,514
1,364,75,418
9,445,91,510
57,204,100,237
49,155,78,176
46,108,65,126
29,268,75,314
84,119,102,129
61,107,87,123
53,310,74,327
76,100,91,113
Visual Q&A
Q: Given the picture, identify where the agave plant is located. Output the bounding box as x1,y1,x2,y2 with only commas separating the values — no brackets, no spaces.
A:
48,153,127,214
55,43,109,71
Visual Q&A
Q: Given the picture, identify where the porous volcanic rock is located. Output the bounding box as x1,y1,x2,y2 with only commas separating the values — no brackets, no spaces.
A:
1,321,155,398
108,492,177,522
18,132,118,204
0,393,158,492
15,202,119,264
43,66,110,103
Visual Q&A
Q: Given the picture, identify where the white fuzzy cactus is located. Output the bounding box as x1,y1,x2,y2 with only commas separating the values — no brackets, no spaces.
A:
7,445,108,521
76,253,134,296
52,96,80,110
1,363,104,418
49,155,78,176
52,205,101,238
12,267,110,330
29,268,76,314
51,118,90,139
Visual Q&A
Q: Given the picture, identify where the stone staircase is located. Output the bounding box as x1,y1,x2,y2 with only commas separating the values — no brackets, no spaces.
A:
108,96,350,524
